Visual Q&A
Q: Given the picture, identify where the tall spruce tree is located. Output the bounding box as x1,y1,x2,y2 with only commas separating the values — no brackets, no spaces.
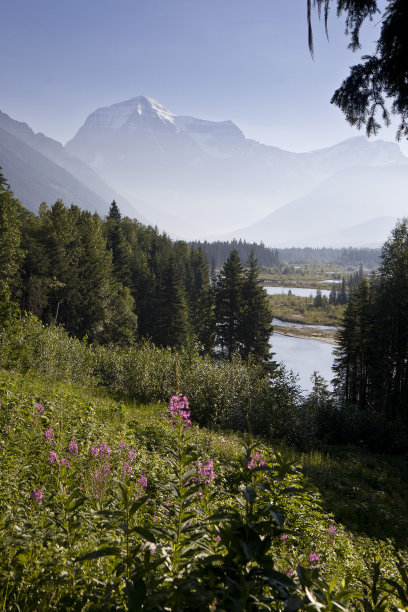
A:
214,250,244,358
333,277,374,407
153,256,190,348
240,252,273,366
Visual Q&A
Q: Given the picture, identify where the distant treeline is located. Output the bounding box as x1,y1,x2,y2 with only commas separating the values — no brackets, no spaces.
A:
277,247,381,267
189,242,381,269
189,240,280,269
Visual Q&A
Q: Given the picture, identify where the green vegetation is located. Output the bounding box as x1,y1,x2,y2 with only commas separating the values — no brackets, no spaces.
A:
334,219,408,442
2,164,408,608
1,370,408,610
269,293,344,326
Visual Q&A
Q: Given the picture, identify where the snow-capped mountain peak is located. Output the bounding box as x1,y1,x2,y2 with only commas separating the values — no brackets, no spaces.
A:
81,96,176,131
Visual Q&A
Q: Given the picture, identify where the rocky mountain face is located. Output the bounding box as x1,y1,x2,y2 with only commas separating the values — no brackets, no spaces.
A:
65,96,408,244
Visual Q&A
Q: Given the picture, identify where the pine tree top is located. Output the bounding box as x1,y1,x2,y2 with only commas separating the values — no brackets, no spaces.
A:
107,200,121,220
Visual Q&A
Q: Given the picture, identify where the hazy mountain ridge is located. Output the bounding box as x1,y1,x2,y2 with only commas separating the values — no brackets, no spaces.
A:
1,97,407,246
65,96,407,244
0,110,150,222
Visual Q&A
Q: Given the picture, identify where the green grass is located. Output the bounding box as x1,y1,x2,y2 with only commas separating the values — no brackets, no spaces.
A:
269,293,344,326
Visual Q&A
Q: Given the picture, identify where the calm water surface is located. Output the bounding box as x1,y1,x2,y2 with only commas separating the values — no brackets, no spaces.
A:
270,333,335,393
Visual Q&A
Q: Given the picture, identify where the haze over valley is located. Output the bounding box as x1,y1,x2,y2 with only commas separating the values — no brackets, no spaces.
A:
1,95,407,248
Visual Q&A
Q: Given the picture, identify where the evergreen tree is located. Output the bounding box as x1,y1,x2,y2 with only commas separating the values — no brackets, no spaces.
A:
186,248,215,352
333,278,374,407
375,219,408,416
0,183,25,294
335,219,408,428
153,257,190,348
105,206,133,287
107,200,121,220
240,252,273,366
214,250,244,358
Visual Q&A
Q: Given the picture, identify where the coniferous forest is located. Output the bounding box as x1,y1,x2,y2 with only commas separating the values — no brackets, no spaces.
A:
0,170,272,366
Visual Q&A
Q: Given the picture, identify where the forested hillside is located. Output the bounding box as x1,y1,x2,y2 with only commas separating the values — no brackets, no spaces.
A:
0,170,273,366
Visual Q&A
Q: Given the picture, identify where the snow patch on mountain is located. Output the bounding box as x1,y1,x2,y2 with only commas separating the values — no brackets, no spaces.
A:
82,96,176,131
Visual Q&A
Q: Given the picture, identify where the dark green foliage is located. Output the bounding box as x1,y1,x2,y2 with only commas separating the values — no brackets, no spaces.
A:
334,219,408,447
0,188,25,294
152,256,190,348
190,238,280,269
214,250,245,358
240,252,273,365
214,250,273,366
309,0,408,139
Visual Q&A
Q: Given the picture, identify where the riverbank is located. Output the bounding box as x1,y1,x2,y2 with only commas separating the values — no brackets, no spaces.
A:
274,326,337,345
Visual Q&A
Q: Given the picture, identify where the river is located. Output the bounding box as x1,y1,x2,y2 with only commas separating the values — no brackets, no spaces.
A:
270,322,336,393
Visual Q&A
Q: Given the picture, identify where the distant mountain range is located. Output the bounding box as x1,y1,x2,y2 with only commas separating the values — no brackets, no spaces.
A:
1,96,407,246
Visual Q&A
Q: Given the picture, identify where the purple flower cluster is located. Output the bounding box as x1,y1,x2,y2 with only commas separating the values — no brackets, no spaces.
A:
48,451,58,464
247,452,266,469
127,449,137,462
30,488,43,503
44,428,55,442
35,403,45,415
328,524,336,534
196,458,215,484
61,457,70,468
137,475,148,488
68,440,78,455
99,443,111,458
308,552,320,564
121,462,132,478
169,395,191,428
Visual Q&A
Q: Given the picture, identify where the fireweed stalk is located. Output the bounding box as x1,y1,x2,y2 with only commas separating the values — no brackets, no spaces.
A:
165,394,204,574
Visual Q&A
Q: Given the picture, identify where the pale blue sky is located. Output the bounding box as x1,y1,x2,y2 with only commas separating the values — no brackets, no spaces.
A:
2,0,404,153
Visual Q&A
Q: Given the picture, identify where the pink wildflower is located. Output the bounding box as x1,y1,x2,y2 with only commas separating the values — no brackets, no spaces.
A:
308,552,320,564
44,428,55,442
99,444,111,457
196,459,215,484
328,525,336,534
68,440,78,455
121,462,132,478
127,449,137,462
119,441,126,450
48,451,58,464
35,403,45,415
5,425,11,435
90,446,99,458
247,451,266,469
30,488,43,503
137,475,148,488
169,395,191,427
286,568,294,577
60,458,70,468
281,534,288,542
